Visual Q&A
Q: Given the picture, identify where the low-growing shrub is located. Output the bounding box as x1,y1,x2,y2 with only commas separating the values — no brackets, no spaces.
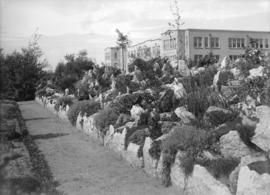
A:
67,100,100,126
161,125,208,186
94,107,119,135
0,101,19,119
185,87,228,120
197,158,239,179
54,96,74,112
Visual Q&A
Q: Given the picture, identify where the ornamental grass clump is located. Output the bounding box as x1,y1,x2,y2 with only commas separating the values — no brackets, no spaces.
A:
54,96,74,112
185,87,228,120
67,100,100,126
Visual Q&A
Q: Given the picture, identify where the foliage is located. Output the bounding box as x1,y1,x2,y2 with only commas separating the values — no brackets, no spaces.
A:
94,107,119,135
0,36,46,100
197,158,239,179
54,50,94,92
54,96,74,112
0,101,20,119
184,87,228,120
181,65,217,93
161,125,208,185
67,100,100,126
199,52,218,67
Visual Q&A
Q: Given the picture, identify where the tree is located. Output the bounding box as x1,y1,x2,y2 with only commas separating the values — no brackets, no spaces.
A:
0,33,47,100
115,29,131,73
168,0,185,67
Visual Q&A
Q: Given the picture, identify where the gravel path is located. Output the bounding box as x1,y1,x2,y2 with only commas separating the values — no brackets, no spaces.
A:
19,101,181,195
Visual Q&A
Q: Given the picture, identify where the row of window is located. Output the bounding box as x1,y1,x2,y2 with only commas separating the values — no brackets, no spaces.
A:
194,37,220,48
164,38,176,50
194,37,269,49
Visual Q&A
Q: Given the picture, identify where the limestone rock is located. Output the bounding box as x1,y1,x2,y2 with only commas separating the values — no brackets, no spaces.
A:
170,152,231,195
160,121,180,134
252,106,270,152
248,66,264,79
130,105,144,120
220,131,253,158
123,143,143,168
220,56,230,70
237,165,270,195
174,107,196,124
143,137,159,177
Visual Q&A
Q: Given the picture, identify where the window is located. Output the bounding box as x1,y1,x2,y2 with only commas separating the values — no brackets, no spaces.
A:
211,37,220,48
229,55,240,61
250,38,263,48
229,38,245,48
194,54,203,65
265,39,269,48
164,39,176,50
205,37,209,48
229,38,233,48
194,37,203,48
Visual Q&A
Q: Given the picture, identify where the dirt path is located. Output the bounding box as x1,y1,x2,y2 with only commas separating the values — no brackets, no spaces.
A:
19,101,182,195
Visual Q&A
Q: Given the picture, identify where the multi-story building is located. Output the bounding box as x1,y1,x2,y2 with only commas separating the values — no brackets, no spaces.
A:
127,39,161,63
161,29,270,65
104,47,128,72
105,29,270,68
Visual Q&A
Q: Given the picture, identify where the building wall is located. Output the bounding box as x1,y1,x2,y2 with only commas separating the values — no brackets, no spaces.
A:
127,39,161,63
104,47,121,67
186,29,270,64
160,30,186,62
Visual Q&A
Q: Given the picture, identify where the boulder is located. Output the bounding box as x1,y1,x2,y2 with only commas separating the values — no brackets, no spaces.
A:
220,56,230,70
178,60,191,77
251,106,270,152
204,106,235,126
237,165,270,195
229,165,240,194
174,107,196,124
124,143,143,168
166,79,187,99
115,113,131,128
220,131,253,158
248,66,264,79
143,137,159,176
170,152,231,195
130,105,144,120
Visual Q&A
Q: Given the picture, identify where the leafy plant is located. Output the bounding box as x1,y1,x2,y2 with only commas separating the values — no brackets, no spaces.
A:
54,96,74,112
67,100,100,126
94,107,119,135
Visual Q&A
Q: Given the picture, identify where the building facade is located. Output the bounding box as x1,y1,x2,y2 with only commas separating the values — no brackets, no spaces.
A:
127,39,161,63
105,29,270,69
161,29,270,65
104,47,128,72
104,47,121,67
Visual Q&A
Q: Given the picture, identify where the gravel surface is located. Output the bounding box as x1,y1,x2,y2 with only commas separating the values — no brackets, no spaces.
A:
19,101,182,195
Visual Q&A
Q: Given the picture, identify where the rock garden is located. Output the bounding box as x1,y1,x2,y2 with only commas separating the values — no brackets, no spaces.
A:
36,48,270,195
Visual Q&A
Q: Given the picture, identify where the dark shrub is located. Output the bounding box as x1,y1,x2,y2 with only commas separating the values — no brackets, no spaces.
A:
185,87,228,120
161,125,208,185
67,100,100,126
54,96,74,112
94,107,119,135
197,158,239,179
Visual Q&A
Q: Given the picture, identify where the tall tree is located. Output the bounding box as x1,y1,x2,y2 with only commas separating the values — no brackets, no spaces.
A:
115,29,130,73
0,33,47,100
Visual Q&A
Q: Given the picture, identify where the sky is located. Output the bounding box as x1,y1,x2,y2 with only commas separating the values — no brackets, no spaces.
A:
1,0,270,70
